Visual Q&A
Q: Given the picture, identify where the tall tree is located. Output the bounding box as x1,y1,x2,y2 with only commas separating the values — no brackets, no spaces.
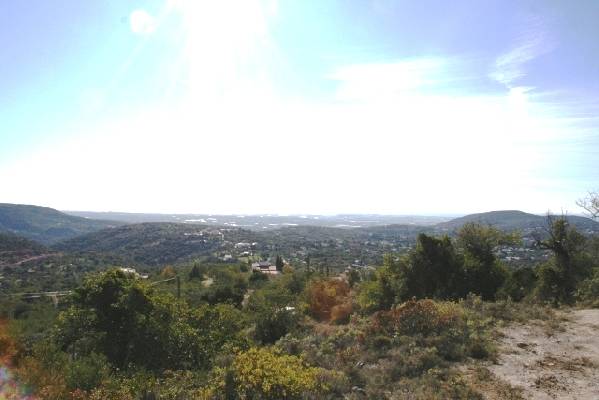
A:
535,215,588,303
275,255,284,272
456,223,516,300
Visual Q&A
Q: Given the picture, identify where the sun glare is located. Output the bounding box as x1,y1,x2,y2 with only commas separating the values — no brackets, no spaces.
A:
166,0,275,107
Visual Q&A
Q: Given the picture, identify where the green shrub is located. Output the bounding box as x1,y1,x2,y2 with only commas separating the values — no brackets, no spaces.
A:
576,267,599,307
65,352,110,391
248,285,298,344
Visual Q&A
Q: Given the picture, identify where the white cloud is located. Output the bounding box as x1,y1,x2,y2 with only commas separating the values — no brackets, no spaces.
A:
130,9,157,35
489,18,553,87
490,39,542,87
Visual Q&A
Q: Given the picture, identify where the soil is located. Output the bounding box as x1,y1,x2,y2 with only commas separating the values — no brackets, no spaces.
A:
489,309,599,399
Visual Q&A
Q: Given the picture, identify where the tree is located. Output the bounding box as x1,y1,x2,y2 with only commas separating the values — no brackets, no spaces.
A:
188,262,203,280
403,234,465,299
275,255,284,272
577,190,599,220
359,228,516,310
357,253,409,312
498,266,536,301
200,271,248,308
247,285,297,344
535,215,588,303
456,223,516,300
54,269,247,372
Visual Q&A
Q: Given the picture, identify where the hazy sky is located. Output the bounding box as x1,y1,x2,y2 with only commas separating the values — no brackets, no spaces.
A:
1,0,598,215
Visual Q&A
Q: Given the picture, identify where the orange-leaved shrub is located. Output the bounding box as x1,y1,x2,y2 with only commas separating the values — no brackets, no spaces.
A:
306,279,352,323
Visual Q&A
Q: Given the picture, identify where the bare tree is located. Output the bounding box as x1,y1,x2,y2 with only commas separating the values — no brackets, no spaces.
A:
576,190,599,220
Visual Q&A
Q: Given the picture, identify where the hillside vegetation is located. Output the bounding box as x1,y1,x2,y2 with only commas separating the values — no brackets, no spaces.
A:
0,232,49,267
54,223,260,265
2,204,599,399
0,203,121,244
1,213,598,399
438,210,599,232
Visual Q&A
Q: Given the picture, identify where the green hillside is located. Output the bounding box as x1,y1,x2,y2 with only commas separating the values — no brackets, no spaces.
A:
437,210,599,232
0,203,122,245
54,222,261,266
0,232,49,267
55,222,431,267
0,232,45,253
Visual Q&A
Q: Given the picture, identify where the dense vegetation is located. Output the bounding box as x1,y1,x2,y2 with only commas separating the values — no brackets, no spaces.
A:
1,211,599,398
438,209,599,232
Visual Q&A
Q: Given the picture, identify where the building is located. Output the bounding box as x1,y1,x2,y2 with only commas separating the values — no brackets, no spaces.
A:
118,267,148,279
251,261,279,275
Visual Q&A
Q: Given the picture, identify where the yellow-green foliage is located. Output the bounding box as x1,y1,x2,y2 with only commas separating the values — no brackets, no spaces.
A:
206,347,326,399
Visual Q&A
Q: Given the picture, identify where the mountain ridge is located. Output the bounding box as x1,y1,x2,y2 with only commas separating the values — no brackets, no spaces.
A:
436,209,599,232
0,203,123,245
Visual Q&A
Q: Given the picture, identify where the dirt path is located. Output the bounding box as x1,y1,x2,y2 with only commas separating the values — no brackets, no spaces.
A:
489,309,599,399
0,253,55,268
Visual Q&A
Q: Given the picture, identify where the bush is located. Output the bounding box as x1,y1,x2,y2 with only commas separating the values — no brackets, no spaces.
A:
357,278,394,313
248,285,298,344
205,347,329,399
498,266,536,301
576,267,599,307
306,279,351,322
370,299,465,337
249,271,269,287
200,271,248,307
330,301,353,324
65,352,110,391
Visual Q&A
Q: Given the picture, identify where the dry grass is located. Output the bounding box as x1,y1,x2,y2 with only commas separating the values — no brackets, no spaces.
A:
462,365,525,400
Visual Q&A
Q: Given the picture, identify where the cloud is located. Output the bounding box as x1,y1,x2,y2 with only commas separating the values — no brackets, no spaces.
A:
489,18,553,87
130,9,157,35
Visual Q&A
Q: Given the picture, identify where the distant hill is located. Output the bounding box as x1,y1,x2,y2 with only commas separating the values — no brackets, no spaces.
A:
0,203,122,245
437,210,599,233
64,210,451,229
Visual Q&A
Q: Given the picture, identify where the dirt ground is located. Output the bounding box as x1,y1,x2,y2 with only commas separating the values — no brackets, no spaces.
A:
489,309,599,400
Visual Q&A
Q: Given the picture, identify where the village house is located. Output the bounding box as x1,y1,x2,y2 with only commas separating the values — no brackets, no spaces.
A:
251,261,279,275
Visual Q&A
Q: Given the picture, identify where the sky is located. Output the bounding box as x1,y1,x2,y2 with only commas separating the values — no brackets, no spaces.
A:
0,0,598,215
